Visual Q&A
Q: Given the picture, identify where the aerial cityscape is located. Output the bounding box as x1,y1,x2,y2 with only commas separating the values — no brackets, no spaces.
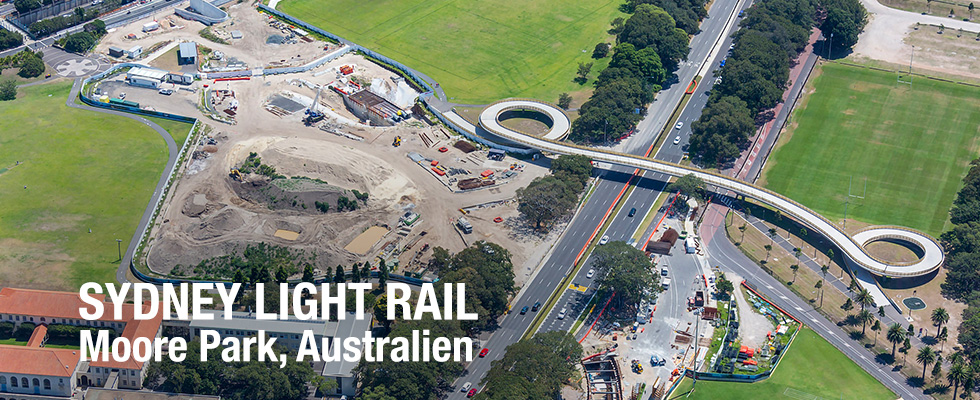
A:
0,0,978,398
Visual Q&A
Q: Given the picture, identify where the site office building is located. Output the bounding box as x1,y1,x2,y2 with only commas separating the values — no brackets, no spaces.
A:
0,288,163,398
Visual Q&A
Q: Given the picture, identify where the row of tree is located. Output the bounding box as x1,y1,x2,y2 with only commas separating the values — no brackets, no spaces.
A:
516,154,593,230
941,159,980,374
29,7,100,37
0,28,23,52
474,331,583,399
688,0,866,166
569,1,698,143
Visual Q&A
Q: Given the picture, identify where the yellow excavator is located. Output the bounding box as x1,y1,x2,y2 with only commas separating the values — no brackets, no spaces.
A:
229,169,244,181
392,136,402,147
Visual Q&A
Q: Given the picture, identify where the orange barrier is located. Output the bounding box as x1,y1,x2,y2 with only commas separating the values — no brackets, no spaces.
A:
579,292,616,343
685,80,698,94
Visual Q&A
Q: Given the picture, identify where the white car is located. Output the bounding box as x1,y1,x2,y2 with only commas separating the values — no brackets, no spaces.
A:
674,121,684,130
557,307,568,319
673,136,681,145
599,235,609,245
587,268,595,279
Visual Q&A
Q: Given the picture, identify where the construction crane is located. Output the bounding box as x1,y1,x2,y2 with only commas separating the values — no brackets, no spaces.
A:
303,86,325,126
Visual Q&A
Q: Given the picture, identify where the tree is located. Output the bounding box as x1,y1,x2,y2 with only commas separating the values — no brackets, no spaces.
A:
933,354,944,381
274,265,289,282
902,337,912,365
83,19,107,36
576,62,593,81
856,288,875,310
18,54,44,78
608,42,666,84
738,224,747,244
918,346,936,380
0,79,15,101
842,298,853,312
949,361,969,399
764,244,773,262
592,42,610,58
768,228,777,244
878,306,886,318
939,326,949,352
885,324,905,360
333,265,345,284
302,264,314,283
815,280,824,307
63,31,96,54
0,29,23,52
716,273,734,300
593,241,659,311
14,0,41,13
557,92,572,109
618,4,690,69
478,331,583,399
790,264,799,283
688,95,755,166
970,2,975,19
793,247,803,262
871,319,881,346
549,154,594,188
820,264,829,278
933,307,950,337
821,0,868,52
610,17,625,34
517,176,578,229
858,309,874,336
849,278,858,292
362,262,372,282
378,258,388,289
569,76,650,143
373,294,391,329
350,262,361,283
668,174,706,201
439,241,517,331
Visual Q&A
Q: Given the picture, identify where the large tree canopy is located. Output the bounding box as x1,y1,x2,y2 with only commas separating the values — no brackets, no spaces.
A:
618,5,690,69
437,241,517,331
476,331,583,400
688,96,756,166
592,241,659,309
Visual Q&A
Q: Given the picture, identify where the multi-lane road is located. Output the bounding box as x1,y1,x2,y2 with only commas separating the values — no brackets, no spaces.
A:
445,0,750,396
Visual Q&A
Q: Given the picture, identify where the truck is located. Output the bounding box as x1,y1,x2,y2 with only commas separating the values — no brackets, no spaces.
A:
694,290,704,307
142,21,160,32
456,216,473,234
685,237,696,254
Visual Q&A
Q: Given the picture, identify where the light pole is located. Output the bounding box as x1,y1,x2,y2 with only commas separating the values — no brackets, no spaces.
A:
116,239,123,262
827,33,833,59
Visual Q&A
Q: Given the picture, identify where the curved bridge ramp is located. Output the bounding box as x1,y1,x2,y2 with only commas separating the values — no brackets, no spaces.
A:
478,99,943,278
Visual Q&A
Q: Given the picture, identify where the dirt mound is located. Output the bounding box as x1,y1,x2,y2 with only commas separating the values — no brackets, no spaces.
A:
183,193,209,217
231,176,350,215
184,207,246,240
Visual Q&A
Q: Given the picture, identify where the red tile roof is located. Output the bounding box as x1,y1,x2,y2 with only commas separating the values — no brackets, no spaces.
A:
0,345,80,377
27,324,48,347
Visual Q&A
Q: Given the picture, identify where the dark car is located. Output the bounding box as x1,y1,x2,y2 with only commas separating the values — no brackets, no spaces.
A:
531,302,541,312
520,306,529,315
628,207,637,217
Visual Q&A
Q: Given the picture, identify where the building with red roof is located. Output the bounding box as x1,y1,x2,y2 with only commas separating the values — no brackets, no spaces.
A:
0,287,162,398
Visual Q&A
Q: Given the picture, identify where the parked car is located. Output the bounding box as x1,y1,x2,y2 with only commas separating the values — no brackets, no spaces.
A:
158,88,173,95
557,307,567,319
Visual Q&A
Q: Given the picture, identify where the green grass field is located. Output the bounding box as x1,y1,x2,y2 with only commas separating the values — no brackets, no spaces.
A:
278,0,623,104
670,328,895,400
762,63,980,237
0,82,191,290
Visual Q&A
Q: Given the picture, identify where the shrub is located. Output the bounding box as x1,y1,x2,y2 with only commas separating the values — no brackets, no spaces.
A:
0,321,14,338
18,54,44,78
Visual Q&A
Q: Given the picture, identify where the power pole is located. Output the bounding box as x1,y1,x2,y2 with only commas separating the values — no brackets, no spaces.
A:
116,239,123,262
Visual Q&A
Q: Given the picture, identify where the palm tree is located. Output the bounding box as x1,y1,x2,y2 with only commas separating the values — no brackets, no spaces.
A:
826,248,835,263
842,298,854,312
800,227,807,246
970,2,975,20
768,228,777,244
738,224,747,244
918,346,936,381
820,264,829,278
949,361,969,399
933,307,950,337
764,244,773,262
815,280,824,307
794,247,803,262
871,319,881,346
859,309,874,336
856,288,875,310
933,355,944,381
790,264,800,283
888,323,906,358
878,306,886,319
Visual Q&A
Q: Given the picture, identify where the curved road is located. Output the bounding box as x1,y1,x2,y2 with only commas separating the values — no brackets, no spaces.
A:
478,99,944,278
66,78,179,285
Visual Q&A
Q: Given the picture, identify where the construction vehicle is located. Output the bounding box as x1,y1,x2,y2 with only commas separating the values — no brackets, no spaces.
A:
229,169,244,181
393,136,402,147
303,86,324,126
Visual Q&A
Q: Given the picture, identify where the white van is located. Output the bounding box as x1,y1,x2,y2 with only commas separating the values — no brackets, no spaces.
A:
557,307,568,319
460,382,472,392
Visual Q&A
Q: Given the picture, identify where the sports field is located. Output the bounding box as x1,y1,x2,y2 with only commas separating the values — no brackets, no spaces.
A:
670,328,895,400
0,81,191,290
761,63,980,237
277,0,623,104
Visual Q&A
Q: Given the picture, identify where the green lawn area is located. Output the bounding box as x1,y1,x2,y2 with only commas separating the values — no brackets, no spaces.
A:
0,81,191,290
761,63,980,237
278,0,623,104
0,337,27,346
670,328,895,400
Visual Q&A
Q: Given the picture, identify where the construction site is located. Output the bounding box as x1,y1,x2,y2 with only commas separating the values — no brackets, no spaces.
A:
93,4,561,283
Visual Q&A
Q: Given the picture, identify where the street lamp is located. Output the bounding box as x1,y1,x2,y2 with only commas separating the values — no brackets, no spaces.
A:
116,239,123,262
827,33,833,59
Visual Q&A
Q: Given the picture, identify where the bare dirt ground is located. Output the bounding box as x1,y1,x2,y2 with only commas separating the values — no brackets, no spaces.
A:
734,279,774,349
852,0,980,80
114,5,558,282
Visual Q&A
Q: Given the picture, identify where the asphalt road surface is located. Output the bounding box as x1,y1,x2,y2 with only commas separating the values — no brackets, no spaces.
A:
445,0,749,396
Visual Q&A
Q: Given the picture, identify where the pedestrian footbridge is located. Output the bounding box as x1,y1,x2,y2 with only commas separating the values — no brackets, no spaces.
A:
478,99,944,278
